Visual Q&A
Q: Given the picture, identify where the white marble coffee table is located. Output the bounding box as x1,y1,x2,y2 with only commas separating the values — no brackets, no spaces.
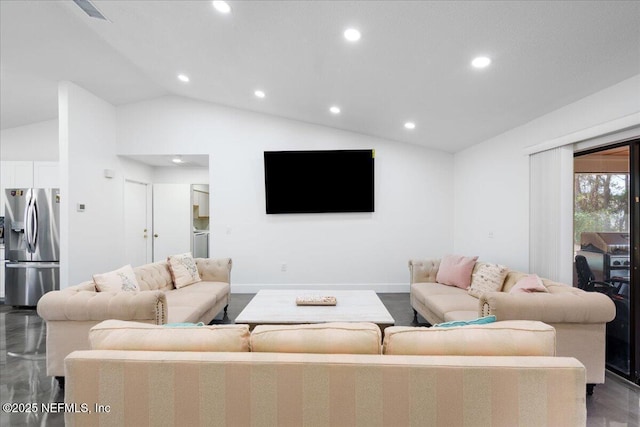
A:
235,290,395,330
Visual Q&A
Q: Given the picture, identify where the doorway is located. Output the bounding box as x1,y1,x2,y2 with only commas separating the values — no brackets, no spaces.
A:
573,140,639,384
120,154,209,263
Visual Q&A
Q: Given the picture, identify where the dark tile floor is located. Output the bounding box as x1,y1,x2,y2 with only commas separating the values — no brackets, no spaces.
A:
1,294,638,426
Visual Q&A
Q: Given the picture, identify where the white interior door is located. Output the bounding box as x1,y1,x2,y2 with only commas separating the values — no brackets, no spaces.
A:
153,183,191,262
124,180,151,267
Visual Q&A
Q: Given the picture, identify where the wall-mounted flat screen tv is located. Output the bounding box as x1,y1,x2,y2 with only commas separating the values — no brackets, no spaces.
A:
264,149,375,214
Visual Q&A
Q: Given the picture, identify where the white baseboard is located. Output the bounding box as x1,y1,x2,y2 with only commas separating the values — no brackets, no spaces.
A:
232,283,409,294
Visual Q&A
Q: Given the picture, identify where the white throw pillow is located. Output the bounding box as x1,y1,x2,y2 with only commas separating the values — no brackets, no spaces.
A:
93,265,141,292
168,252,202,288
468,263,509,298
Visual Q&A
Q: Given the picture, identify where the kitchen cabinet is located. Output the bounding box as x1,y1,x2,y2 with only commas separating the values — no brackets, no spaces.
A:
193,190,209,217
34,161,60,188
4,161,35,187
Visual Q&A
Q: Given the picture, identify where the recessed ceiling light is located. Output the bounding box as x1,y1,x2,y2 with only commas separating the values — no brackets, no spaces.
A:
172,156,183,164
177,74,190,83
330,106,341,114
344,28,361,42
212,1,231,14
471,56,491,69
404,122,416,130
254,90,266,98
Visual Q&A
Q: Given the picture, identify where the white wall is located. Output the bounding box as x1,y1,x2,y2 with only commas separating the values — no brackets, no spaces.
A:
118,96,454,290
121,158,154,185
0,119,58,161
152,166,208,184
453,74,640,274
52,74,640,288
59,82,154,287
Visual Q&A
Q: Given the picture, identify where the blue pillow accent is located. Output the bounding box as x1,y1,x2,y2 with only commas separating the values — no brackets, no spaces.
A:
433,315,496,328
163,322,205,328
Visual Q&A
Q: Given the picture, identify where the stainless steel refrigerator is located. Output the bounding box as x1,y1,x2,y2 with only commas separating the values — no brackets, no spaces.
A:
4,188,60,306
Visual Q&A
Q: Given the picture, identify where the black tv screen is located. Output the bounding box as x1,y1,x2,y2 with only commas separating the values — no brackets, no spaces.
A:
264,149,375,214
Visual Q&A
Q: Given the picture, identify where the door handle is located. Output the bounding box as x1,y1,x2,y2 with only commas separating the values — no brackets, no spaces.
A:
23,190,38,253
30,198,38,251
23,191,31,250
6,262,60,269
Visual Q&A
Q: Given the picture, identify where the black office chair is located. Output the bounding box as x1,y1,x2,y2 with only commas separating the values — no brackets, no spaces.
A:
574,255,626,295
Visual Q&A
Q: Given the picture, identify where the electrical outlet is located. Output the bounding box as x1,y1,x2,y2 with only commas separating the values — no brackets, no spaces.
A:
280,263,287,272
488,231,494,239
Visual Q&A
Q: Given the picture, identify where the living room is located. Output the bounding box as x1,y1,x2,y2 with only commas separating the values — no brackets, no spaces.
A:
1,1,639,426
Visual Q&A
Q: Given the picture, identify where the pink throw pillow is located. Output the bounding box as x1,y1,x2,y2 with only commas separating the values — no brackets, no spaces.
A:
435,254,479,289
510,274,548,293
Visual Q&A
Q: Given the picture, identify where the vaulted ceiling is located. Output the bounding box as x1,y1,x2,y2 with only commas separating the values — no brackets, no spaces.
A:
1,1,639,152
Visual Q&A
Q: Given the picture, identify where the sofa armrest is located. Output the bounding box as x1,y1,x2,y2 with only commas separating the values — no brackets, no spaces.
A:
37,290,167,324
480,291,616,324
408,259,440,284
195,257,232,283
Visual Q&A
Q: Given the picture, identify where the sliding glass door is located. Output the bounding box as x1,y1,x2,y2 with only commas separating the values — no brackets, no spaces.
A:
631,140,639,385
574,140,638,384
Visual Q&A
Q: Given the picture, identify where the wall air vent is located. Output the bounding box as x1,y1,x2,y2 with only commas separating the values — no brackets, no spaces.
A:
72,0,109,21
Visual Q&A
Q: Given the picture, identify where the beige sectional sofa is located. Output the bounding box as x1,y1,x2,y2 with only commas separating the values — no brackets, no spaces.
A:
64,320,587,426
409,258,616,392
36,257,232,380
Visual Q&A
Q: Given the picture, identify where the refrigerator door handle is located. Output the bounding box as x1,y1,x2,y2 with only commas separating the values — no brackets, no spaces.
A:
24,190,32,252
24,190,38,253
30,197,39,250
5,262,60,269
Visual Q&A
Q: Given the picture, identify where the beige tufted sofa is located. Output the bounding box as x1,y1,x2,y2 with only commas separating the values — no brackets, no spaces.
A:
409,258,616,393
63,320,586,426
37,258,232,381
